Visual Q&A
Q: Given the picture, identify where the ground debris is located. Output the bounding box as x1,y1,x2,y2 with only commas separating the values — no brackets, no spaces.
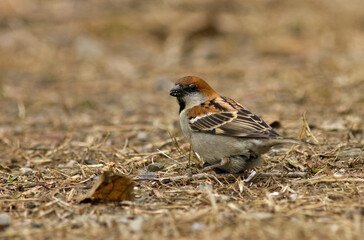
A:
78,171,134,203
0,1,364,239
0,214,11,231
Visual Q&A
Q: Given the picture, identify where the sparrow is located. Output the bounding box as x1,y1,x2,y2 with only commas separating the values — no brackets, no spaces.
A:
170,76,313,173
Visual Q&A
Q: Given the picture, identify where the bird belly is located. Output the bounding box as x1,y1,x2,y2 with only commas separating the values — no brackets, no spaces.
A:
189,133,269,173
190,133,248,161
179,110,271,173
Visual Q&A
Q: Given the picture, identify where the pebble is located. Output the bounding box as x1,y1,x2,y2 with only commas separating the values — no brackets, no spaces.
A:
20,167,35,176
146,164,164,172
318,216,332,222
136,131,148,141
83,159,98,165
190,222,206,231
26,202,39,209
71,223,83,229
181,186,195,191
290,194,298,200
129,217,143,232
269,192,279,197
31,222,43,228
338,148,364,159
0,213,11,230
197,184,213,190
252,212,273,219
58,160,77,168
139,171,157,180
88,176,99,182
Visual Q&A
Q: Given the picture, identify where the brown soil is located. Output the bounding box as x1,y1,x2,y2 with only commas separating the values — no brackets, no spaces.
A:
0,1,363,239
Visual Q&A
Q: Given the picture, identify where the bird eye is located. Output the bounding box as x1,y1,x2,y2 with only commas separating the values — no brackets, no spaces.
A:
188,84,197,91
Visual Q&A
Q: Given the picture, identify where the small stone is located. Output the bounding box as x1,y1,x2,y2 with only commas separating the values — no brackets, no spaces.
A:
0,213,11,230
66,160,78,167
252,212,273,219
136,132,148,141
58,160,77,168
83,159,98,165
181,186,194,191
146,164,164,172
139,171,157,180
270,192,279,197
26,202,39,209
70,174,82,181
129,217,143,232
289,194,298,200
134,197,147,203
31,222,43,228
20,167,35,176
268,151,278,157
338,148,364,159
88,176,99,182
190,222,205,231
318,216,332,222
71,223,82,229
197,184,213,190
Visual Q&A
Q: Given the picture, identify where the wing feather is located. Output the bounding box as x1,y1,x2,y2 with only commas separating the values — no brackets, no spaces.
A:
188,97,279,138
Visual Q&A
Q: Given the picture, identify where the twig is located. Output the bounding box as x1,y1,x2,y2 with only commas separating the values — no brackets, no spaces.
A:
257,172,308,178
157,149,183,165
136,172,309,183
53,169,71,178
245,171,257,182
158,173,208,183
301,111,319,143
168,132,186,156
91,131,111,149
294,177,364,184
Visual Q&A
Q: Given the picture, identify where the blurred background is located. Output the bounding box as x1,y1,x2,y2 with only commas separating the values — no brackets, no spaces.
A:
1,1,364,239
0,0,364,146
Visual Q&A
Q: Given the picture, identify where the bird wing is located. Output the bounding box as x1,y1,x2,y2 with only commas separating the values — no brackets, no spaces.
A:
187,96,279,138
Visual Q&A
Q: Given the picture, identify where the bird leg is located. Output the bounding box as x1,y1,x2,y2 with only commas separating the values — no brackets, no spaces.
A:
201,157,230,172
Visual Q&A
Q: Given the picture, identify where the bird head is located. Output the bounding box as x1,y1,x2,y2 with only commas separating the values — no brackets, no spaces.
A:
170,76,218,111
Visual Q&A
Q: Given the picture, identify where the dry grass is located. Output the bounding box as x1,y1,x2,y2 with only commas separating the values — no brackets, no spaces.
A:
0,0,363,239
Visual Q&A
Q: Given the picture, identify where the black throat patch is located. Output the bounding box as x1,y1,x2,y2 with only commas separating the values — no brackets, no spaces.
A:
177,98,186,113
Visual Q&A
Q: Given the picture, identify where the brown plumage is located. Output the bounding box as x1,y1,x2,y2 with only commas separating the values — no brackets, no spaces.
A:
187,96,280,138
175,76,218,99
170,76,313,173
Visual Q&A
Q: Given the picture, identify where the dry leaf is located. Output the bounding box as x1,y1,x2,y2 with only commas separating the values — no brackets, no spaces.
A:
79,171,134,203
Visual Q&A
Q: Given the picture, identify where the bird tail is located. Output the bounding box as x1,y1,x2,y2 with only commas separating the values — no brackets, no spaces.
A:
247,137,316,156
270,137,317,146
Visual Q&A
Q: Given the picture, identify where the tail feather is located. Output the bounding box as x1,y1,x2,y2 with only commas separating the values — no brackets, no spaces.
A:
267,137,316,147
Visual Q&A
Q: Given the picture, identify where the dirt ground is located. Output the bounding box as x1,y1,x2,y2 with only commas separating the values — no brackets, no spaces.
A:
0,0,363,239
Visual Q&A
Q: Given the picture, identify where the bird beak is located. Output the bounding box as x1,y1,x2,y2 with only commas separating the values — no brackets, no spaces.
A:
169,85,183,97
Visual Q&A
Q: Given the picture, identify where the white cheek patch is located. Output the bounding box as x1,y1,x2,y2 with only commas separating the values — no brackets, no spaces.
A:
183,93,208,109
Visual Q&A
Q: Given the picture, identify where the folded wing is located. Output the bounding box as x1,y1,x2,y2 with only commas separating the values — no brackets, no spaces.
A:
188,97,279,138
